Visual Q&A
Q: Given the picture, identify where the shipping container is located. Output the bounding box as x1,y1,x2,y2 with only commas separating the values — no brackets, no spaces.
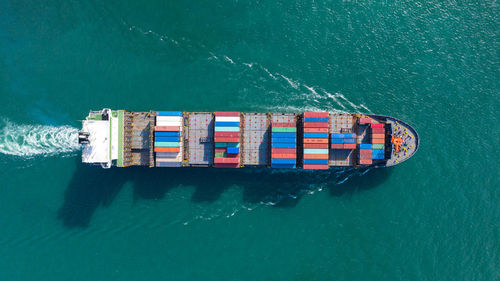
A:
272,137,297,143
154,147,180,153
215,142,240,148
304,159,329,165
304,112,329,117
215,112,240,117
360,144,372,149
214,157,239,164
343,143,356,149
157,111,183,117
214,137,240,143
214,127,240,132
155,126,181,131
272,143,296,149
271,148,296,154
215,121,240,127
271,132,296,138
343,138,355,144
304,139,329,144
303,164,329,170
303,148,329,154
304,122,329,128
304,117,329,123
371,123,384,128
156,116,183,122
372,138,385,144
154,142,181,147
215,116,240,122
304,143,329,149
304,133,328,138
330,143,344,149
214,163,240,168
359,117,372,124
156,162,183,167
271,153,297,159
372,133,385,139
156,121,183,127
215,148,226,153
154,131,180,137
227,147,239,154
331,138,344,144
271,127,297,133
156,152,181,158
371,128,385,134
271,158,296,164
214,132,239,138
304,128,329,133
372,144,385,149
271,164,296,169
155,136,181,142
303,154,329,159
215,152,226,158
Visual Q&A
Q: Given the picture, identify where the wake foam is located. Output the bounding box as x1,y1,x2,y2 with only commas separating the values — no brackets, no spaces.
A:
0,120,80,157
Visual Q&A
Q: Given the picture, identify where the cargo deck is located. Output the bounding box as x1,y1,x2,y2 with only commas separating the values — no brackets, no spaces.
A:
79,110,419,169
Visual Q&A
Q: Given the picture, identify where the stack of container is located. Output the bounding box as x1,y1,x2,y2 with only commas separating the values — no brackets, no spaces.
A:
359,143,373,165
214,112,240,168
330,133,356,149
154,111,183,167
271,121,297,168
302,112,329,169
371,123,385,160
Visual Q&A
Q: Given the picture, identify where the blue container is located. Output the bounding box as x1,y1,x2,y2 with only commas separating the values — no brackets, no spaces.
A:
303,159,329,165
343,138,355,144
304,117,329,123
304,133,328,138
157,111,182,116
272,132,296,138
271,158,296,165
360,144,372,149
227,147,239,154
331,133,344,138
215,121,240,127
344,133,356,138
272,143,296,149
331,138,344,144
155,136,181,142
156,162,182,167
271,164,296,169
272,138,297,143
155,131,180,137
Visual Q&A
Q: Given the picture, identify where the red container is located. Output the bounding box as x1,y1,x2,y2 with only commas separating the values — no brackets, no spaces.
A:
304,138,329,144
303,164,329,170
343,143,356,149
304,122,329,128
371,123,384,128
215,112,240,117
359,117,372,124
215,132,240,137
214,157,239,164
155,126,181,131
272,122,295,127
304,143,329,149
372,133,385,139
214,137,240,143
304,112,329,117
303,154,329,159
272,148,296,154
215,148,227,153
304,128,329,133
271,153,297,159
330,143,344,149
359,159,372,165
359,154,372,159
214,163,240,168
360,149,372,155
154,147,180,153
371,128,385,134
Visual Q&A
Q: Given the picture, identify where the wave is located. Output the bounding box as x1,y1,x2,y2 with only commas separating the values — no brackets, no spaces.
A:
0,120,80,157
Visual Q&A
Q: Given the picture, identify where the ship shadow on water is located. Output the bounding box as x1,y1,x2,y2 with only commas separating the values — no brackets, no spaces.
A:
58,158,392,228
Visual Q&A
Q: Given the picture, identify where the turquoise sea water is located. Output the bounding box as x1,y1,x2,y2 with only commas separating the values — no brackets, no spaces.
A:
0,1,498,280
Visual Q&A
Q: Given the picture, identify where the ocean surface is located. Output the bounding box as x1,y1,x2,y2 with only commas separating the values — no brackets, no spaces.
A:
0,1,498,280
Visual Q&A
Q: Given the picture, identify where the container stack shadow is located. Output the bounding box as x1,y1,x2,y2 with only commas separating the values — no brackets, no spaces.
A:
58,158,392,228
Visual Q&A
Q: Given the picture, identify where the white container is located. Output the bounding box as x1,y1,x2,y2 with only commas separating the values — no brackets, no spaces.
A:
215,116,240,122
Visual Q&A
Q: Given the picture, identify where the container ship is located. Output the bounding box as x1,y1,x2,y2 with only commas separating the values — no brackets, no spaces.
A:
78,109,418,169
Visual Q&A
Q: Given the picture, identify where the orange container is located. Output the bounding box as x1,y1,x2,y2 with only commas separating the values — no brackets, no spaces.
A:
271,153,297,159
372,134,385,139
303,154,329,159
372,138,385,144
343,143,356,149
304,112,329,117
331,143,344,149
304,138,329,144
304,128,329,133
154,147,180,153
303,122,329,128
304,143,329,149
155,126,181,131
303,164,329,169
214,137,240,143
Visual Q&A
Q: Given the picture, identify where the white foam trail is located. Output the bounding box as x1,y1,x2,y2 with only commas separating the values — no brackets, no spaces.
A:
0,121,80,157
280,74,299,89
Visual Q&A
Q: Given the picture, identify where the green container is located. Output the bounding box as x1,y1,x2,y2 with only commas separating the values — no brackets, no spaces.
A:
215,152,226,158
372,144,385,149
154,142,180,147
215,142,240,148
272,127,297,132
